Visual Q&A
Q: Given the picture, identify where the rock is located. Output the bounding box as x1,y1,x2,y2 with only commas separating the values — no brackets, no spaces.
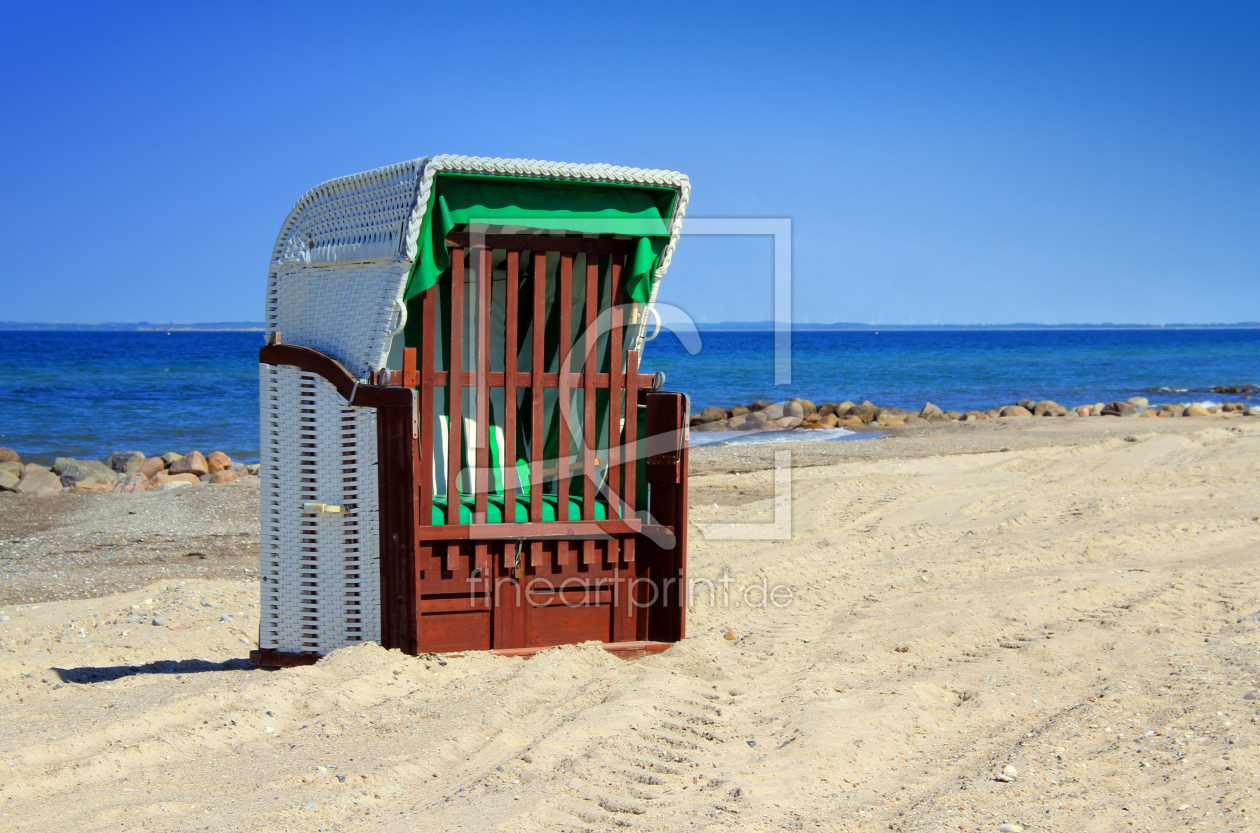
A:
877,412,906,426
748,400,775,413
153,481,192,492
769,416,803,429
160,452,184,467
208,470,238,484
984,409,1001,419
998,825,1025,833
819,413,838,428
802,412,822,424
1248,407,1260,417
1156,409,1173,417
54,458,118,488
138,457,166,478
1000,405,1033,417
14,468,62,496
201,598,216,607
169,451,209,477
167,623,182,631
724,629,737,641
1244,691,1257,700
23,462,50,473
800,421,830,429
0,471,19,491
1222,402,1246,412
1017,399,1036,411
154,472,201,486
1101,401,1136,417
836,416,865,428
1033,400,1067,417
783,400,805,418
943,410,962,420
817,403,837,416
759,403,785,420
151,618,165,627
113,472,151,493
994,764,1019,782
104,451,146,473
1128,396,1149,408
920,402,943,419
245,464,261,476
1184,403,1209,417
697,406,728,424
1094,402,1105,414
835,401,856,415
1076,405,1092,417
848,401,878,422
206,452,232,474
904,412,924,424
70,481,113,493
791,398,817,416
221,614,232,622
692,421,728,433
728,405,750,418
0,448,18,463
0,461,21,479
1139,409,1159,418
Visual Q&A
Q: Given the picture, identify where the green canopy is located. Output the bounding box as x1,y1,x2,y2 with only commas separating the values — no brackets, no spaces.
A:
403,172,677,304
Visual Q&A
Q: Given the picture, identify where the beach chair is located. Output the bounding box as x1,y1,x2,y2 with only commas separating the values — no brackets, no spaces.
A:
254,156,691,665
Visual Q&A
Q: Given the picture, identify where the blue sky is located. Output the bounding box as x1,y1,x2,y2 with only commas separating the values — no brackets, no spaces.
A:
2,2,1257,325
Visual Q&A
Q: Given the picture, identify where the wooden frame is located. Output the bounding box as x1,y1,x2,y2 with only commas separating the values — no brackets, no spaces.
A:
258,232,689,662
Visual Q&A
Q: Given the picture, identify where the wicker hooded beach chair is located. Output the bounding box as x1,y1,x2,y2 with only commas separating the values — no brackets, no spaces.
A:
254,156,691,665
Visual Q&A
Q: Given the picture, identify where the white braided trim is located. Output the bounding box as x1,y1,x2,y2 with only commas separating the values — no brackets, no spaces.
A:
400,156,689,285
269,157,429,275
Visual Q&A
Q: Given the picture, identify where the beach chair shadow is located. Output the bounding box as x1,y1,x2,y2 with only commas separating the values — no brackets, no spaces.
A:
50,657,255,684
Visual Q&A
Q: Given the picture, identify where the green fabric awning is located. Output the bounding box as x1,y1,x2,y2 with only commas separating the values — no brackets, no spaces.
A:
403,173,677,304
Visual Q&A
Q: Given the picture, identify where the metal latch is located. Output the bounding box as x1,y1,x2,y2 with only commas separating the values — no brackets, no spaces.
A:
303,502,343,514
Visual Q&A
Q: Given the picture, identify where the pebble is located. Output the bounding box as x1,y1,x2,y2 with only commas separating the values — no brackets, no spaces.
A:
998,825,1024,833
496,765,505,772
200,598,216,608
724,629,737,641
221,614,232,622
747,740,756,747
1243,692,1257,700
336,774,346,783
166,623,181,631
994,764,1019,782
151,618,164,627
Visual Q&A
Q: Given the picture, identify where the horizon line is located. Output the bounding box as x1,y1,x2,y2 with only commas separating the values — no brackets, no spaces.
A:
1,320,1258,332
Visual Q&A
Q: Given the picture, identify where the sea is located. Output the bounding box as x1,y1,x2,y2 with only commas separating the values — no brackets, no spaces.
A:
2,329,1257,464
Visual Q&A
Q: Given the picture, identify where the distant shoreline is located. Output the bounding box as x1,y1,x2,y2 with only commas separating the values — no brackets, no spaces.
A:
0,323,266,332
2,321,1257,333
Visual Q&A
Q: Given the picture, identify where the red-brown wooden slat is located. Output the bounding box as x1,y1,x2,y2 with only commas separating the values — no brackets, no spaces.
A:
420,290,436,527
431,371,656,389
556,253,573,565
447,246,464,526
504,250,519,513
474,247,492,578
623,349,639,565
475,246,491,523
530,252,545,567
606,253,624,565
581,253,598,565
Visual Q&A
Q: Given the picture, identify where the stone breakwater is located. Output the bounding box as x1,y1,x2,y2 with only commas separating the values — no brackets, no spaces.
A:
0,447,259,497
690,396,1260,432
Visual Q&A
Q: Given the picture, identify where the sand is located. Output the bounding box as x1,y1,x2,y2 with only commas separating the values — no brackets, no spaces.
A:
1,415,1258,832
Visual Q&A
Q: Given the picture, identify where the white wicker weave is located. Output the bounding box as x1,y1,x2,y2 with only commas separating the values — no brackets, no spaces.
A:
259,364,379,654
263,155,687,656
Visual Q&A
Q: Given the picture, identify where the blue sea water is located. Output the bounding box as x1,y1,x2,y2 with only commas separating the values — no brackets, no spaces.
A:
1,329,1257,464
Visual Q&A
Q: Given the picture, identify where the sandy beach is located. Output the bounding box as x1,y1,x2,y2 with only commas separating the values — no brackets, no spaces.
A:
1,414,1258,832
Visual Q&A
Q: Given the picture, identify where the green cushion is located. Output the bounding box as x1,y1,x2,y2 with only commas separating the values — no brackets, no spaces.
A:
431,493,612,525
